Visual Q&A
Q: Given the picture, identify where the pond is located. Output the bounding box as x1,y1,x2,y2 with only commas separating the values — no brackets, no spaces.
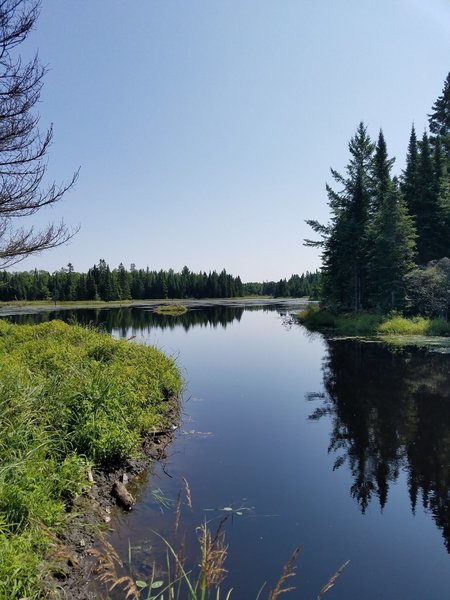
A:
6,302,450,599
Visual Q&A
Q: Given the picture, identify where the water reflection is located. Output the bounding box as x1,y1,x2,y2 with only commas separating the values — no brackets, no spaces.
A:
309,339,450,551
6,304,250,330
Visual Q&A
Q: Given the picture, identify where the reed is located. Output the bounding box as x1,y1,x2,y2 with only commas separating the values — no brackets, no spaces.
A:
94,480,349,600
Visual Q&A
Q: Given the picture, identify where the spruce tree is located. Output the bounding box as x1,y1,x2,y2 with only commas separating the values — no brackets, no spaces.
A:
367,180,416,311
401,126,420,220
307,123,374,310
429,72,450,160
415,132,442,264
372,130,395,214
433,138,450,257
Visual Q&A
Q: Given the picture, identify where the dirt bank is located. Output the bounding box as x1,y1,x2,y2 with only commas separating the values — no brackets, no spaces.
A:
48,408,179,600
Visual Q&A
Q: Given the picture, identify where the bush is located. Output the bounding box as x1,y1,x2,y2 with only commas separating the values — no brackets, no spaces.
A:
298,305,336,329
377,315,428,335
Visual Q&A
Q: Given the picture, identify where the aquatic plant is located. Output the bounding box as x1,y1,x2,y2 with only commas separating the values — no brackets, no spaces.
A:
96,480,349,600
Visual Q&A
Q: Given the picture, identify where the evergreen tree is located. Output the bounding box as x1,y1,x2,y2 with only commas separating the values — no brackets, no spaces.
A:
401,126,420,220
116,263,131,299
307,123,375,310
428,72,450,160
433,137,450,257
372,130,395,214
367,180,416,311
415,132,442,264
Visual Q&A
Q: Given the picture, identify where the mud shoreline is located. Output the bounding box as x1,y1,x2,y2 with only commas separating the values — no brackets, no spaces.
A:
53,409,179,600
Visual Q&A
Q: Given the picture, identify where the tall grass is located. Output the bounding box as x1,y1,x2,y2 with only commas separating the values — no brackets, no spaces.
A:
299,306,450,338
95,481,349,600
0,320,182,598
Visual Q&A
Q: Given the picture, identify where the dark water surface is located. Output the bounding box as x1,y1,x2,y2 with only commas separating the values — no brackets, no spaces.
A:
7,304,450,598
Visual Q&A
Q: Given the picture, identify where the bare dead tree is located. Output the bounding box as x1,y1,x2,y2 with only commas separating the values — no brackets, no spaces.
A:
0,0,78,268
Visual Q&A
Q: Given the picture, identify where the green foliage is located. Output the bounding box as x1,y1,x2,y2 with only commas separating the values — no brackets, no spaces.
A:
0,263,321,303
0,320,182,597
306,73,450,316
377,315,429,335
298,305,336,329
154,304,188,315
405,258,450,317
300,306,450,338
429,71,450,160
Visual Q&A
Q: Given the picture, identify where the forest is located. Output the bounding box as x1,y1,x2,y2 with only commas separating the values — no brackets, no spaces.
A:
306,72,450,317
0,260,321,302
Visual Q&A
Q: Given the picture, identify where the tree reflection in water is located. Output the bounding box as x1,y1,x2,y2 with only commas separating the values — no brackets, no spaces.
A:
308,339,450,551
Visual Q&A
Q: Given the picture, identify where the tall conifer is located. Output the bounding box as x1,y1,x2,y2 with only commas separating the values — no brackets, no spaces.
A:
367,180,416,311
415,132,442,264
401,126,420,220
429,72,450,160
307,123,374,310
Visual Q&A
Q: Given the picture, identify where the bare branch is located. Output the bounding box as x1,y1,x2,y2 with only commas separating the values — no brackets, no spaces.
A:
0,1,78,265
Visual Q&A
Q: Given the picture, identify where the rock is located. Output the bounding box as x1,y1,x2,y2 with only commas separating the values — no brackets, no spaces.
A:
111,481,135,511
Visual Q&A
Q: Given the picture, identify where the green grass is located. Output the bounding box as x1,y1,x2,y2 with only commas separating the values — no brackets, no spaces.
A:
154,304,188,315
299,306,450,338
0,320,182,599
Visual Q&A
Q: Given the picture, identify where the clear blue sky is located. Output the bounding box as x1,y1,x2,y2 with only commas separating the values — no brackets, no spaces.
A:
15,0,450,281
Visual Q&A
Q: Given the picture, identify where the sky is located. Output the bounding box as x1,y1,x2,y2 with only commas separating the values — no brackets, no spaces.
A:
12,0,450,281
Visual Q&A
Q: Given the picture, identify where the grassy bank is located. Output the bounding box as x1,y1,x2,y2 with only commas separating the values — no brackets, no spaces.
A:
298,305,450,337
0,320,182,599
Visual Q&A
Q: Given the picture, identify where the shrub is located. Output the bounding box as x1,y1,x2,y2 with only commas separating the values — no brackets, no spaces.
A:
298,305,336,329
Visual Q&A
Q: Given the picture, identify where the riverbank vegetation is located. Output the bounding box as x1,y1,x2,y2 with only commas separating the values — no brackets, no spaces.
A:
305,72,450,322
299,305,450,337
0,262,321,303
0,320,182,599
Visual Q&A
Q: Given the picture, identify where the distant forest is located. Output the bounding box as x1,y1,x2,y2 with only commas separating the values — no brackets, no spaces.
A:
0,260,320,302
306,71,450,315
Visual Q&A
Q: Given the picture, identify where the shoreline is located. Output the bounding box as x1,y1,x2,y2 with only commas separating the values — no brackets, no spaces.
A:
297,306,450,350
56,408,180,600
0,296,310,316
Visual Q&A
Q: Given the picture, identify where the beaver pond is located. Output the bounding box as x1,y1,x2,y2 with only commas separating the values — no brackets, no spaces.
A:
7,301,450,599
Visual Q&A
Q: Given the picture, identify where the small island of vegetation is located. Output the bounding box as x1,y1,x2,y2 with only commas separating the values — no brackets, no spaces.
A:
154,303,188,315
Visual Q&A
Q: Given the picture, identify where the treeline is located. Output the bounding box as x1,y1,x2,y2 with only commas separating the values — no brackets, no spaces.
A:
244,271,321,298
0,261,321,301
306,72,450,315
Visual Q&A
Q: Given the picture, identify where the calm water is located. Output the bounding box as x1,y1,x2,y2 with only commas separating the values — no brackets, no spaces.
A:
7,304,450,598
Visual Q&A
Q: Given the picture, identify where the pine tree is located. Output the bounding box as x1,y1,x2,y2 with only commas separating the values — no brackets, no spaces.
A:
415,132,443,264
367,180,416,311
116,263,131,299
307,123,375,310
428,72,450,160
401,126,420,220
372,130,395,214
